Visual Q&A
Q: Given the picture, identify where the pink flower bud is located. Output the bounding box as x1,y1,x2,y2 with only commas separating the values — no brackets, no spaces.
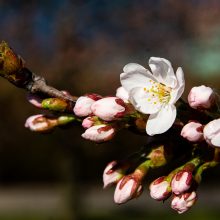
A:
116,87,129,103
25,114,55,132
171,191,197,214
149,176,171,201
27,93,43,108
81,125,115,143
73,94,101,117
203,119,220,147
82,116,95,129
181,121,204,142
103,161,124,188
171,171,193,195
114,175,143,204
91,97,127,121
188,85,215,109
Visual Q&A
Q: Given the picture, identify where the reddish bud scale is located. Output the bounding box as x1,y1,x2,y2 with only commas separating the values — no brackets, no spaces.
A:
114,98,127,118
175,171,192,186
106,161,130,175
182,162,196,173
196,126,204,133
103,160,125,188
97,125,113,133
153,176,166,185
86,93,102,101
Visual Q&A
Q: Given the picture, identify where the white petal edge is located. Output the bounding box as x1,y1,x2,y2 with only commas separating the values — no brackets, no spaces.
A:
211,134,220,147
120,69,157,92
170,67,185,104
123,63,146,73
149,57,177,88
129,87,162,114
146,104,177,136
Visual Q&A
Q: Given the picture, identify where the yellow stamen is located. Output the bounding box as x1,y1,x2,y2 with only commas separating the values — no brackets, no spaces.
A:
144,81,171,104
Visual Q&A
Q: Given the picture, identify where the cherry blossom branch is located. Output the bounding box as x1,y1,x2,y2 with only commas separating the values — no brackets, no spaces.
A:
0,41,77,103
1,40,220,215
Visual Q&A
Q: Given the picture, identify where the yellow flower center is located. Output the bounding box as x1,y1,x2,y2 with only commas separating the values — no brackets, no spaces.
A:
144,80,171,105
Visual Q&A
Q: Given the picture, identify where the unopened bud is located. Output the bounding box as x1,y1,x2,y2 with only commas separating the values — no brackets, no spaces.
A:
203,119,220,147
171,171,193,195
25,114,57,132
171,191,197,214
81,124,116,143
188,85,215,109
147,145,167,167
114,174,143,204
116,87,129,103
181,121,204,142
57,115,76,125
42,98,69,112
0,41,32,88
82,116,96,129
73,94,101,117
91,97,127,121
149,176,171,201
27,93,43,108
103,161,124,188
0,41,24,76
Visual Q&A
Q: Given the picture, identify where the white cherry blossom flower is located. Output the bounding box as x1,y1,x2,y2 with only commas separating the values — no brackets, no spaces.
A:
120,57,185,135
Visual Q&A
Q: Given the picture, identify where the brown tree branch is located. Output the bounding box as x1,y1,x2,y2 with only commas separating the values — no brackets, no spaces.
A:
0,41,77,103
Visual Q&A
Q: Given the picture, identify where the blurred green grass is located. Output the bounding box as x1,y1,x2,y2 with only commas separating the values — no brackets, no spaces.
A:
81,210,220,220
0,209,219,220
0,216,61,220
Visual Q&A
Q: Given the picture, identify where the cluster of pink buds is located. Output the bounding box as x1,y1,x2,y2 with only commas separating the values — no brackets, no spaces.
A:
103,145,169,205
73,91,136,143
149,158,200,214
180,85,220,148
103,159,149,204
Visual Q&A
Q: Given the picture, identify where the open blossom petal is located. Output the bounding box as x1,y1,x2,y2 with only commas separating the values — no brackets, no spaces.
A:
170,67,185,104
129,87,162,114
123,63,146,73
149,57,177,88
212,134,220,147
146,104,176,136
120,69,157,92
116,87,129,102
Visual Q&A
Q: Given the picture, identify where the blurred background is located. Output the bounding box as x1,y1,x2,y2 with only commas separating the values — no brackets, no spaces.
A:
0,0,220,219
